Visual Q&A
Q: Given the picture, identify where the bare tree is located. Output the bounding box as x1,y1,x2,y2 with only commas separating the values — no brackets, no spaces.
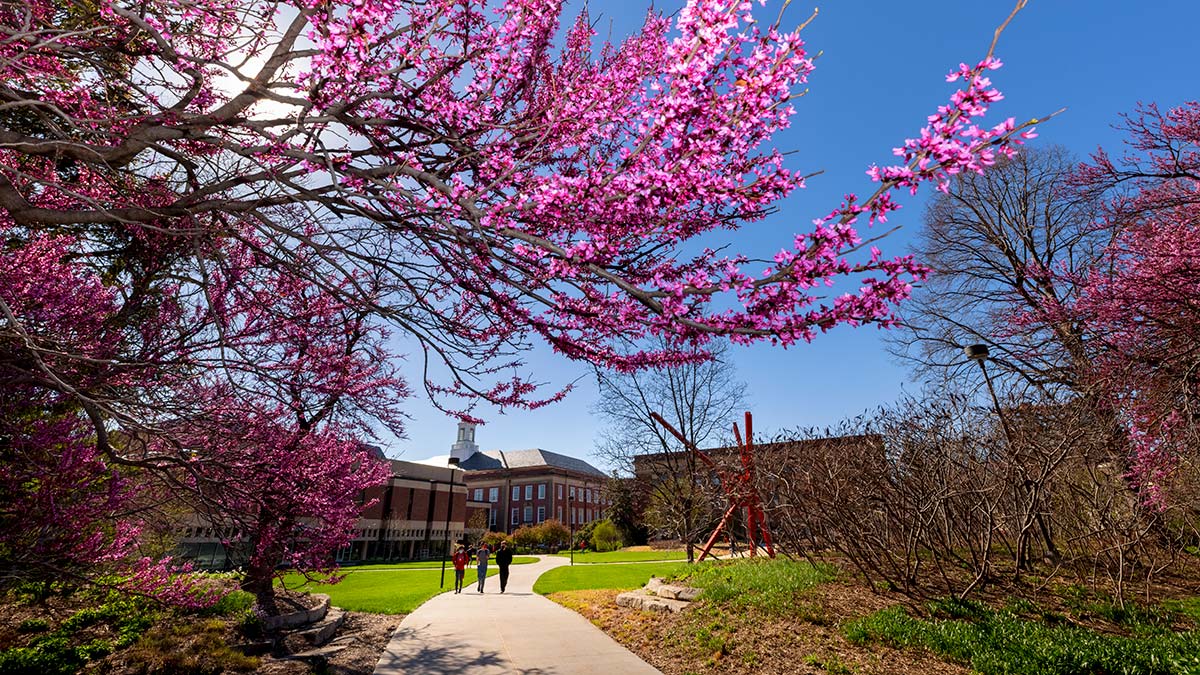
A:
593,340,746,562
891,146,1108,392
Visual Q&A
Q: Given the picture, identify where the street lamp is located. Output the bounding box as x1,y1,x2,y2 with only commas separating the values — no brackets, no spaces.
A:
965,342,1060,569
439,458,459,588
964,344,1014,445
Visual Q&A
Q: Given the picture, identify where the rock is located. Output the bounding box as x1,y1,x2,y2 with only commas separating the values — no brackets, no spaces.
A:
262,594,330,631
293,608,346,647
616,590,650,610
615,589,689,613
233,640,273,656
288,645,348,660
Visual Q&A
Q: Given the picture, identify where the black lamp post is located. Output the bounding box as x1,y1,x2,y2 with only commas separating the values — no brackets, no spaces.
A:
964,344,1014,445
439,458,459,589
965,343,1060,569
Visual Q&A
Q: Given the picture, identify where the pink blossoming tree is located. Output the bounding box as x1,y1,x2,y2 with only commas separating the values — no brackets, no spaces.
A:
2,0,1034,606
1065,101,1200,508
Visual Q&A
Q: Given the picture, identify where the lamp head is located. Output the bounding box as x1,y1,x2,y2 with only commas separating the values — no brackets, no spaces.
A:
964,344,990,362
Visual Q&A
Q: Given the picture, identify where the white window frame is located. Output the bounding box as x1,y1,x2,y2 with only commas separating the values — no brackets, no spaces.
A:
558,484,563,499
489,487,498,502
537,506,545,522
473,488,483,501
537,483,545,499
489,508,497,527
511,508,519,525
524,484,532,500
512,485,520,501
523,505,533,522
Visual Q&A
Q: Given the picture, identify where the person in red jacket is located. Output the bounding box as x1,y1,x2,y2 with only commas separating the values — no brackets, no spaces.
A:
451,545,469,594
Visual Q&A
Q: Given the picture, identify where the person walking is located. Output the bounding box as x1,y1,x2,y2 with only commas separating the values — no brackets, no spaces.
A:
475,542,491,593
494,540,513,593
451,545,469,594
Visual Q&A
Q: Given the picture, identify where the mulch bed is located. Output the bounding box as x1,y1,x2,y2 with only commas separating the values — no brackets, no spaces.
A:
550,583,969,675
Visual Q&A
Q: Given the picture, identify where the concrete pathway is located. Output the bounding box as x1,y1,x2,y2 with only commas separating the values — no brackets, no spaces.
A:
373,555,662,675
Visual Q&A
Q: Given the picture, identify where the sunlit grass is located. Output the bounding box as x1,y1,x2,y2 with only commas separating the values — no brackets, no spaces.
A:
533,561,698,595
551,549,689,563
281,567,499,614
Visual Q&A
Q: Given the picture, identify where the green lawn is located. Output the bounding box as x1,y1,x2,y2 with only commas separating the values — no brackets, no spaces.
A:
551,549,689,564
340,556,536,571
532,561,697,595
281,567,499,614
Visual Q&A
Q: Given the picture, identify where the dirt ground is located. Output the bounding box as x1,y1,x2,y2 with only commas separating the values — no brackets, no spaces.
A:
549,584,969,675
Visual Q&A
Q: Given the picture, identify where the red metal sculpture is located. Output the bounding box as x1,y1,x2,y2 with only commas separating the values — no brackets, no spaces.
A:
650,411,775,562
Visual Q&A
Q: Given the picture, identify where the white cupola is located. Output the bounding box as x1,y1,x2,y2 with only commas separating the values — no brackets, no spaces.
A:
449,421,479,464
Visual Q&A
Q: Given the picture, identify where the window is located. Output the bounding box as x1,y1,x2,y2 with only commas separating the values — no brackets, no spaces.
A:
537,506,545,522
524,484,532,500
569,486,576,499
489,509,497,527
571,508,577,524
489,487,498,502
537,483,545,499
558,484,563,499
585,488,592,503
557,506,562,521
512,485,520,501
511,508,519,525
523,506,533,522
473,488,483,501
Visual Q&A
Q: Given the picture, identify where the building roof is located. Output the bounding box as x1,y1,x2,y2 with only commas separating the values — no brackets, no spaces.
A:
444,448,607,478
387,458,461,482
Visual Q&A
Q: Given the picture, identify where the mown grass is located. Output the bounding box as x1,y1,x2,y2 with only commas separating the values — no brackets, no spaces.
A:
281,567,499,614
343,555,536,571
845,598,1200,675
552,549,689,564
533,561,697,594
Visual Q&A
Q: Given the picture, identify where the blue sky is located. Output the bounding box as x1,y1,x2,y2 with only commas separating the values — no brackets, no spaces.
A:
386,0,1200,468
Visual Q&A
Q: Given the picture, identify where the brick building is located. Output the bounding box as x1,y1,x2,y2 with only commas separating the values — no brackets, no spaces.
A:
175,426,609,568
426,422,610,534
175,453,488,567
338,457,490,562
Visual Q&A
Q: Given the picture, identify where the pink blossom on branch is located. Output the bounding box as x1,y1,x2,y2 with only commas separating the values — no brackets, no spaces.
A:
1,0,1038,603
1,0,1036,400
1055,100,1200,508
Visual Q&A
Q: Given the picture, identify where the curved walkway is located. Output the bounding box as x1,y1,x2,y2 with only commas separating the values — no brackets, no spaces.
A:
372,555,662,675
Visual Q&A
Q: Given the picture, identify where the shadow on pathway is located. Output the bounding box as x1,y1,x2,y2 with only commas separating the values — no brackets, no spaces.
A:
373,555,661,675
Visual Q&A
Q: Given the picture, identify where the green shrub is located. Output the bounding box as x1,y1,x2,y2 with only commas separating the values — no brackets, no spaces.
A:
845,604,1200,675
591,520,623,552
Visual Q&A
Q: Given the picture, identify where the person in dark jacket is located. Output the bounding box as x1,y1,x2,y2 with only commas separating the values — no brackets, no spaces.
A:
494,540,514,593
